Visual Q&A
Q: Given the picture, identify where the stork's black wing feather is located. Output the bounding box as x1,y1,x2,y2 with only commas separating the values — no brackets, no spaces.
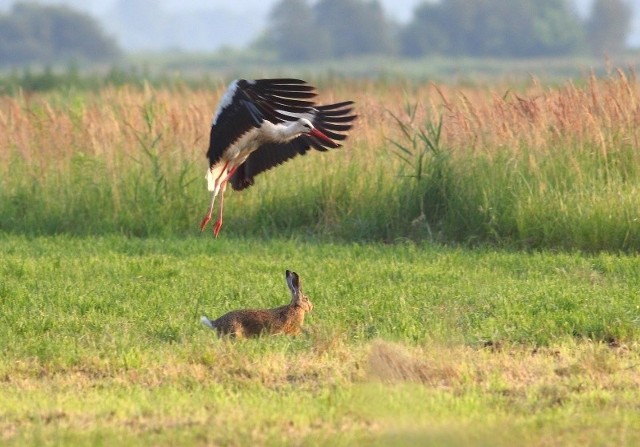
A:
206,79,318,167
230,101,357,191
229,139,309,191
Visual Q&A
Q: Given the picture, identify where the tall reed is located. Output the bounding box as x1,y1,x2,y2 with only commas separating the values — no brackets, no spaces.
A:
1,72,639,249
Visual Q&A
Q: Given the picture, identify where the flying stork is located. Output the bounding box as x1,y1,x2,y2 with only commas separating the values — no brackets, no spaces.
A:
200,78,356,237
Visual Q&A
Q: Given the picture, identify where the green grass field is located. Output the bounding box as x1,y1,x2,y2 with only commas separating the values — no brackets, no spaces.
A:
1,235,639,445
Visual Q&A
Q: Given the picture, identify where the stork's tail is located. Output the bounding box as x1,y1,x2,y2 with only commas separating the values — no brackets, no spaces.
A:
200,316,215,330
206,169,216,192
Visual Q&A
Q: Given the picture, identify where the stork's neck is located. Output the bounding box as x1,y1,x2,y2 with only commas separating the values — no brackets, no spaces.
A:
267,120,305,143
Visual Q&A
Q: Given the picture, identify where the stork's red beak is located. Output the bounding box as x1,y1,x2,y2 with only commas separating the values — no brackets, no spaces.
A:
309,128,334,145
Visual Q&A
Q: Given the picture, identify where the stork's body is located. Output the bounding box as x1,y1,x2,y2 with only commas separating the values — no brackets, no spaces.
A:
200,78,356,237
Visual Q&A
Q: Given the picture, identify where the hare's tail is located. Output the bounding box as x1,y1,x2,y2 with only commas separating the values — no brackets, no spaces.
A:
200,316,215,330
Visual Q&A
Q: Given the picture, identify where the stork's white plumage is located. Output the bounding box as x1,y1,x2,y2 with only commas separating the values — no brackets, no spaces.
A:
200,78,356,237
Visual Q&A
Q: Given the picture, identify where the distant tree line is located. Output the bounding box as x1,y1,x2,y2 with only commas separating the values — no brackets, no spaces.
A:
258,0,396,61
0,3,120,66
258,0,633,61
0,0,632,67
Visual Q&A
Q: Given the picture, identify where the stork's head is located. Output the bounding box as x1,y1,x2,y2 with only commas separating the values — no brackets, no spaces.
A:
294,118,334,145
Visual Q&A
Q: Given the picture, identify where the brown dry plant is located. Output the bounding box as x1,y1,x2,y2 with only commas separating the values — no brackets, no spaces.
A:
2,71,640,174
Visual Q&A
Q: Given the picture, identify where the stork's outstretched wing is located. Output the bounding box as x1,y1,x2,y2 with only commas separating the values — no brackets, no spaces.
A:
206,79,317,167
229,101,356,191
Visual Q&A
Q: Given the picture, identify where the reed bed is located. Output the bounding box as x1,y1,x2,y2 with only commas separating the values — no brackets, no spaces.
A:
1,71,639,249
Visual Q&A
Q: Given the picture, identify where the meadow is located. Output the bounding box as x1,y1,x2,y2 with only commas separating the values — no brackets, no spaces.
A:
1,236,639,445
1,70,640,445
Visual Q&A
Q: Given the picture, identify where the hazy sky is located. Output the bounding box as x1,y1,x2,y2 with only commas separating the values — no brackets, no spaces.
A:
1,0,639,51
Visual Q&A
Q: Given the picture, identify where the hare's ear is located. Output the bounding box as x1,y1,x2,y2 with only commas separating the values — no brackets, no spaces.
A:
286,270,301,296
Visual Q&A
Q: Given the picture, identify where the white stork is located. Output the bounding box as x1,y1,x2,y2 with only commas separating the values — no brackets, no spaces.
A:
200,78,356,237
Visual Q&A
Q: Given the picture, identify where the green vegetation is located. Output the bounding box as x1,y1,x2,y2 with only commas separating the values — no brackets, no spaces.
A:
1,56,629,94
1,72,639,444
1,236,639,445
1,73,639,250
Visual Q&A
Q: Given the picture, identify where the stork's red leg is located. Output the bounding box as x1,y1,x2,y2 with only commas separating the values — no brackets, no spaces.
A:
211,166,238,237
200,162,230,232
200,214,212,231
213,190,225,237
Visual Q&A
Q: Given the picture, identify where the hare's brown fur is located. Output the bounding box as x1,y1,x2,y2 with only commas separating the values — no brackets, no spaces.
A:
201,270,312,338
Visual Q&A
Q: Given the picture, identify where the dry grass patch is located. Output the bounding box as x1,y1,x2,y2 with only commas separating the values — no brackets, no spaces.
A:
3,70,640,176
2,336,640,445
367,339,640,395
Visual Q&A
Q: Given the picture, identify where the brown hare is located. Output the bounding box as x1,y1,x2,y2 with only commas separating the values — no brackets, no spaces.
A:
200,270,313,338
